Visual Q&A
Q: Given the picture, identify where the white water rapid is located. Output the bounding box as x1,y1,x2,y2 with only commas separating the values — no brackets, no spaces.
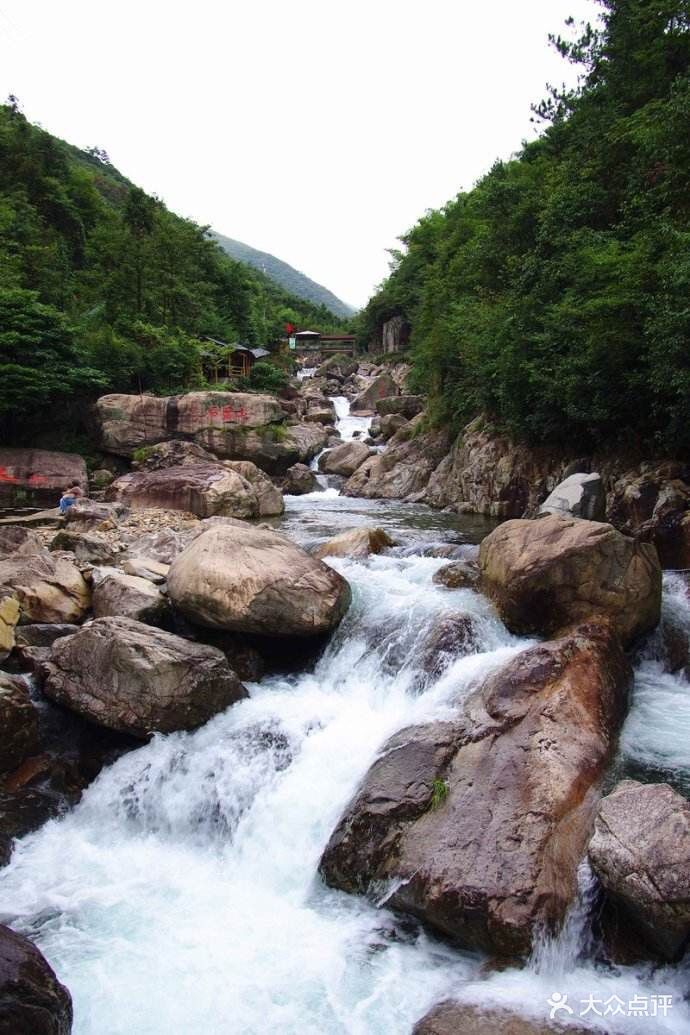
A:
0,394,689,1034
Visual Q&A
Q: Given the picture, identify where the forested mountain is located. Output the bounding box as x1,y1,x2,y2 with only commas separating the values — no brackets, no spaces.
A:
212,232,356,319
359,0,690,454
0,101,348,444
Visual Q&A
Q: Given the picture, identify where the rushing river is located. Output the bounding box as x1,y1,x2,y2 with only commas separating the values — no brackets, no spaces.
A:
0,395,689,1034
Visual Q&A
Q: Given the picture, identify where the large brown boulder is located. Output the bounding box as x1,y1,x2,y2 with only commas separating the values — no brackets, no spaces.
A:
282,463,320,495
413,1002,589,1035
318,441,370,477
343,419,451,501
0,673,39,773
0,923,73,1034
375,394,424,419
96,392,327,474
320,621,630,956
42,617,247,738
91,569,169,625
97,391,283,453
313,527,394,560
588,780,690,961
350,372,398,414
106,462,283,519
0,527,44,559
167,523,351,638
0,448,86,508
479,514,661,646
608,465,690,569
50,530,117,566
0,552,90,625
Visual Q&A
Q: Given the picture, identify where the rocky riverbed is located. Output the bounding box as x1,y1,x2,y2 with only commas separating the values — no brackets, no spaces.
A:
0,359,689,1034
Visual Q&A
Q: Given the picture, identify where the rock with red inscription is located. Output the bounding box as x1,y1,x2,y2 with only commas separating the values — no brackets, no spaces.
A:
96,392,326,474
0,448,87,507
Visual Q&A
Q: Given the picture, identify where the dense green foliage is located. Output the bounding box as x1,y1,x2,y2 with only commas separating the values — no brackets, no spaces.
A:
0,101,348,443
212,232,356,319
359,1,690,453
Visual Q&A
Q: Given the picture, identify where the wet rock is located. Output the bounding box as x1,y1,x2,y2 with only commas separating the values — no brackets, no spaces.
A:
0,551,90,625
479,514,661,646
375,395,424,419
0,527,43,559
49,530,116,566
0,446,87,509
0,673,39,773
168,522,351,638
282,463,320,495
413,1001,588,1035
91,569,169,626
42,617,248,738
589,779,690,961
351,373,399,414
313,527,394,560
420,612,479,678
432,561,480,590
539,472,606,522
318,441,371,477
343,418,451,501
320,621,631,956
0,923,73,1034
106,462,284,519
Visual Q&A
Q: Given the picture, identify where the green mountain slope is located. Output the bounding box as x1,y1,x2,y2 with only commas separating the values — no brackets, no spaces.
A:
212,232,356,319
358,0,690,454
0,102,349,445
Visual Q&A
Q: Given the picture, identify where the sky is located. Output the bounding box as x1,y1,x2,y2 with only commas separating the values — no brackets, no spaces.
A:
0,0,597,309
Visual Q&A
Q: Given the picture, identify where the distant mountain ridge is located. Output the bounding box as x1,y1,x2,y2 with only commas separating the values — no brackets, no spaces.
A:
212,232,356,319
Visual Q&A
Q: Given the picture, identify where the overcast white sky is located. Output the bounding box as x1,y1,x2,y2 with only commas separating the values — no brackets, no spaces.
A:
0,0,597,309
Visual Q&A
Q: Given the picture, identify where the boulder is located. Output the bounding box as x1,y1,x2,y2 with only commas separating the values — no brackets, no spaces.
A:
420,612,479,678
49,530,117,566
91,569,169,625
320,621,631,956
64,500,127,532
479,514,661,646
0,552,90,625
125,528,195,566
413,1002,588,1035
588,780,690,961
0,595,19,661
350,373,399,414
343,419,451,501
425,416,568,518
0,923,73,1034
96,391,284,455
608,466,690,569
120,557,169,583
304,397,336,425
223,461,284,516
378,413,408,440
0,447,87,508
282,463,320,495
315,356,358,380
106,463,280,520
539,472,606,522
42,617,248,738
318,442,370,477
0,673,39,772
432,561,480,590
14,624,79,647
0,527,43,559
313,527,394,560
167,523,351,639
375,395,424,419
